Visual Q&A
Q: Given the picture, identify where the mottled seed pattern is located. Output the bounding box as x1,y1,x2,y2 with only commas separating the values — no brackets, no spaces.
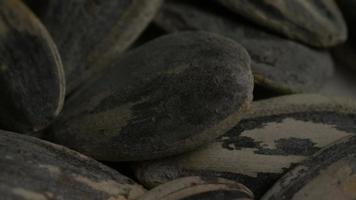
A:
50,32,254,161
262,135,356,200
0,130,145,200
1,0,355,199
135,95,356,198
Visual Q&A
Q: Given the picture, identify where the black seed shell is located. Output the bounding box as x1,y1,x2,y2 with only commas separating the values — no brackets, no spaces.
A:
25,0,163,93
215,0,347,47
0,0,65,133
154,0,334,93
50,31,254,161
0,130,145,200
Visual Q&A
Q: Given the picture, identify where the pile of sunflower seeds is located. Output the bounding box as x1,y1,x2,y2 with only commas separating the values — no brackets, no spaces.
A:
1,0,356,199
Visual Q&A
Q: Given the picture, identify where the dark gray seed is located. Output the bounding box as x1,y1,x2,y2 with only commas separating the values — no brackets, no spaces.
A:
215,0,347,47
134,94,356,198
138,176,254,200
262,135,356,200
0,130,145,200
0,0,65,133
49,31,254,161
24,0,163,94
154,0,334,94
